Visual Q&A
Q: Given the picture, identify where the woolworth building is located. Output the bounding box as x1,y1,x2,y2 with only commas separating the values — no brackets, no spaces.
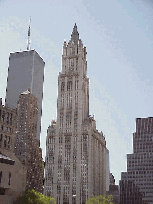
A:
44,24,107,204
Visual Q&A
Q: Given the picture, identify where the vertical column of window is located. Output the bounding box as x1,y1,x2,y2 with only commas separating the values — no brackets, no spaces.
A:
8,172,11,185
72,135,77,201
70,59,73,71
81,135,89,202
61,82,65,92
6,112,9,124
74,111,78,133
60,112,63,129
72,47,75,55
76,58,78,71
66,112,72,132
0,171,2,184
67,81,72,92
75,80,78,90
4,135,7,147
0,134,2,147
48,135,55,195
61,94,64,107
2,111,5,122
64,59,66,72
75,92,78,109
7,136,10,149
0,109,1,122
70,93,72,107
68,59,70,71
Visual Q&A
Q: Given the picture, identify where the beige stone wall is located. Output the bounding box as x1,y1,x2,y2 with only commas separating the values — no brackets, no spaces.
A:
0,149,27,203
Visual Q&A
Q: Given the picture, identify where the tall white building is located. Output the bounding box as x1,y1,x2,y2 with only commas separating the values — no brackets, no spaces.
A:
5,50,45,140
44,24,107,204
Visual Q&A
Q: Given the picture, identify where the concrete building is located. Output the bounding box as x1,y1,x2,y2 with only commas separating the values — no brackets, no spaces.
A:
120,117,153,204
107,173,119,204
120,180,147,204
5,49,45,140
0,98,27,204
14,90,44,193
44,24,107,204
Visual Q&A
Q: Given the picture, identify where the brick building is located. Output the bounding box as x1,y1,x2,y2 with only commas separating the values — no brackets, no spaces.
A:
14,89,44,193
0,98,27,204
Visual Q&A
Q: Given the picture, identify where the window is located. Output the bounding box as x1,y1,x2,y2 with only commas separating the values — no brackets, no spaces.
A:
0,171,2,183
10,114,12,125
8,172,11,185
0,134,2,147
4,136,7,147
67,81,72,91
61,82,65,92
2,111,5,122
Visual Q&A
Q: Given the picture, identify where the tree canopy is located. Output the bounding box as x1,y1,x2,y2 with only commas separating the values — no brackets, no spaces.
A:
85,195,114,204
13,189,56,204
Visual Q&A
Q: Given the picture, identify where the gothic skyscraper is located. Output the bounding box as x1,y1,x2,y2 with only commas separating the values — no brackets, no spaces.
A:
44,24,107,204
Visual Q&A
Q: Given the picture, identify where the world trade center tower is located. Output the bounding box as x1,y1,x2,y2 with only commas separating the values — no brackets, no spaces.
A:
5,49,45,140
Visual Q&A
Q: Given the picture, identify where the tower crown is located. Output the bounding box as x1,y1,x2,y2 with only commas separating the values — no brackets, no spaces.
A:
69,23,79,44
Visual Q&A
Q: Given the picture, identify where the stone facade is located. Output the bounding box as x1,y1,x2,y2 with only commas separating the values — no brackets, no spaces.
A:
0,99,27,204
106,173,119,204
14,90,44,193
44,24,107,204
120,117,153,204
5,49,45,140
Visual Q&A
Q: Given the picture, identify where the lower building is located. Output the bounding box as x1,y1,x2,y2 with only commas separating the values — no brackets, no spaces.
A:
120,180,147,204
14,90,44,193
120,117,153,204
0,99,27,204
106,173,119,204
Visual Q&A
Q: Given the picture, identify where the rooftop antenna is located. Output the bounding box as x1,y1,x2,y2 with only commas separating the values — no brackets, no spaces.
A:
27,17,31,50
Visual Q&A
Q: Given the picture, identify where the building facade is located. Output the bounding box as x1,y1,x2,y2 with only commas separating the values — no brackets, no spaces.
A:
44,24,107,204
120,117,153,204
14,90,44,193
0,98,27,204
106,173,119,204
106,148,110,192
5,49,45,140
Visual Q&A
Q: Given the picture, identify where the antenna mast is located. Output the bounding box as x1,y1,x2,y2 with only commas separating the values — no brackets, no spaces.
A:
27,17,31,50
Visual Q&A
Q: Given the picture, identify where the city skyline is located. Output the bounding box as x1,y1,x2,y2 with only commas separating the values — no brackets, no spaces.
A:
1,0,153,185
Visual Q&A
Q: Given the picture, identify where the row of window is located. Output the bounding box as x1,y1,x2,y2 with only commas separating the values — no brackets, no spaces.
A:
0,110,13,125
0,134,11,148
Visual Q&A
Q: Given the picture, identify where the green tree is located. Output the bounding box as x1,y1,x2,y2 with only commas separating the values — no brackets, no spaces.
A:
85,195,114,204
13,189,56,204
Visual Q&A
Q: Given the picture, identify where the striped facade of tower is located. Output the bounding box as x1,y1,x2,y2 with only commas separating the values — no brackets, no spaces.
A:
44,25,107,204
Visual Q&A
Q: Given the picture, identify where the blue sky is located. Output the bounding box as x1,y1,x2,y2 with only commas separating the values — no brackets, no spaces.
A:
0,0,153,185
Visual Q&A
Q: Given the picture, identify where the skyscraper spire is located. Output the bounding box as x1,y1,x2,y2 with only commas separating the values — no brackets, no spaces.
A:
27,17,31,50
70,23,79,44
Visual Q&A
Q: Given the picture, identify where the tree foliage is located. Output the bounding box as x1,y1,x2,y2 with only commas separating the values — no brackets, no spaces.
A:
85,195,114,204
13,189,56,204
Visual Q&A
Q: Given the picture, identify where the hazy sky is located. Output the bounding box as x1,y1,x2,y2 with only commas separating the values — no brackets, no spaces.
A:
0,0,153,185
